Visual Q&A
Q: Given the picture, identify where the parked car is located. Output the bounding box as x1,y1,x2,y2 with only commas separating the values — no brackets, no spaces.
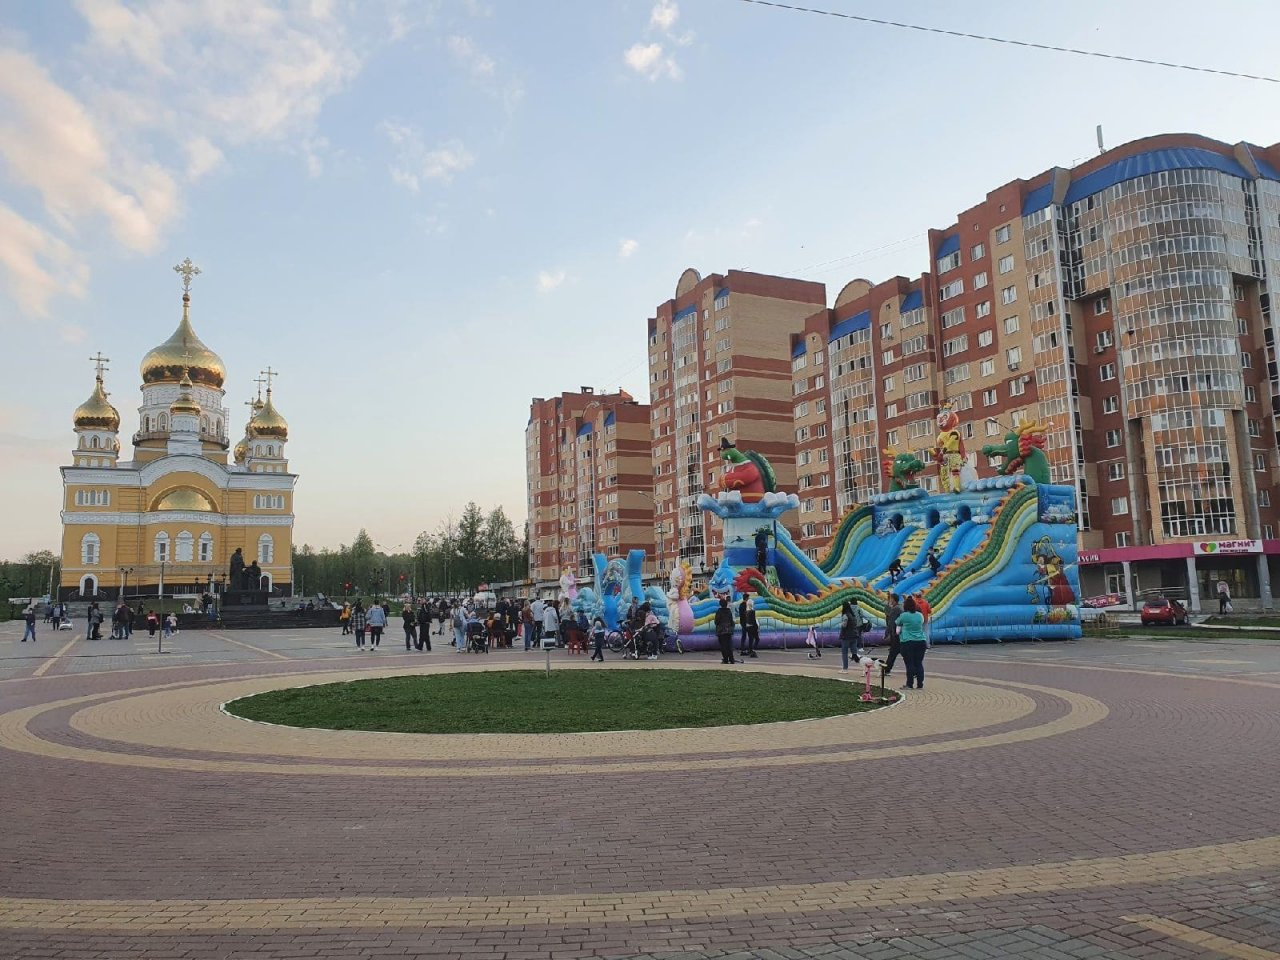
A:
1140,596,1189,626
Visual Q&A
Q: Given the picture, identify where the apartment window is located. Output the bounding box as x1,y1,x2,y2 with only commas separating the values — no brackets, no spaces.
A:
1260,489,1272,507
1108,462,1125,481
1267,525,1275,539
1249,419,1262,438
942,334,968,357
1095,296,1110,315
973,271,989,289
939,279,964,301
998,254,1014,274
1105,429,1121,447
1006,346,1022,369
1009,377,1026,396
1235,283,1246,301
904,364,927,383
793,401,809,419
1116,532,1131,548
792,354,808,371
880,321,893,339
937,250,961,272
795,427,810,442
1242,351,1253,369
996,225,1011,244
1238,317,1249,336
1103,395,1119,414
822,497,832,512
1003,315,1019,334
971,242,985,260
978,330,993,348
886,430,899,446
941,306,965,329
882,350,895,366
1256,453,1267,472
986,420,1001,436
882,375,895,392
980,358,995,377
1111,497,1129,515
1000,285,1017,305
885,402,898,418
1096,330,1114,351
1099,363,1116,381
975,301,991,318
982,388,997,406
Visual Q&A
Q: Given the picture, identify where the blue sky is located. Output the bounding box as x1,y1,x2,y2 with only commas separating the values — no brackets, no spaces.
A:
3,0,1280,556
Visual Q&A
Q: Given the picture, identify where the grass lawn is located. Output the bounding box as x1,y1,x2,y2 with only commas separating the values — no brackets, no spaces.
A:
225,669,895,734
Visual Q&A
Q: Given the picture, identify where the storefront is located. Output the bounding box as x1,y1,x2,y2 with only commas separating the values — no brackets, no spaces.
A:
1078,539,1277,612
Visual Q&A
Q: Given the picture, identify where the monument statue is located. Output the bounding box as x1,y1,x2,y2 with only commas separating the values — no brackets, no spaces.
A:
229,548,245,590
246,560,262,591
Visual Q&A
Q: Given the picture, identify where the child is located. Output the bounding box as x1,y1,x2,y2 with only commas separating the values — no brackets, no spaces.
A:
163,612,177,638
589,616,607,661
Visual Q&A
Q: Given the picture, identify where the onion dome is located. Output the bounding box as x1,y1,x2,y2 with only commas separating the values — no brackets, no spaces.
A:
233,437,249,464
250,388,288,439
169,369,202,417
140,293,226,388
73,375,120,431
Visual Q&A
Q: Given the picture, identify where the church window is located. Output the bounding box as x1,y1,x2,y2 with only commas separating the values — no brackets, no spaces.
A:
154,532,170,562
91,436,100,449
258,534,274,564
158,414,168,431
145,416,153,431
81,533,100,565
201,416,209,434
198,532,214,562
267,445,275,457
215,418,222,436
176,531,194,562
79,574,98,596
78,436,86,449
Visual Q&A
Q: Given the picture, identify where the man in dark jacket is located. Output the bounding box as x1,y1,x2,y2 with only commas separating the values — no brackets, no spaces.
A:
416,603,432,651
740,591,760,658
883,593,902,673
714,598,737,665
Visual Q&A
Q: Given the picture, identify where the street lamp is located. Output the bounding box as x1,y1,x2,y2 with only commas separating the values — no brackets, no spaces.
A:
119,566,133,603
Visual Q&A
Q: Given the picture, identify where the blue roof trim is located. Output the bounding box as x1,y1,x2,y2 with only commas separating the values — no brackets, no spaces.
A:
935,234,960,258
576,422,592,437
714,287,730,300
899,289,923,313
792,341,807,359
603,411,615,427
673,305,697,322
829,309,871,343
1022,147,1280,216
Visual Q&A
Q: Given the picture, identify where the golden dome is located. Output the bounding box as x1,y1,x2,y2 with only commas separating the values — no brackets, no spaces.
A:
169,370,202,417
151,487,216,511
233,437,249,464
73,376,120,431
140,294,226,388
250,389,288,439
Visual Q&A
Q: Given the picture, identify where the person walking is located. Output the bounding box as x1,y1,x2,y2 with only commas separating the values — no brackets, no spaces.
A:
1217,580,1231,614
366,602,387,649
402,604,418,651
839,599,865,672
351,601,368,650
882,593,902,674
737,593,750,657
90,604,104,641
452,603,467,652
897,596,929,690
714,598,737,665
542,599,560,648
339,602,351,635
86,602,98,640
21,606,37,642
530,596,545,649
416,602,432,651
145,609,159,637
741,592,760,658
589,616,607,661
124,603,135,638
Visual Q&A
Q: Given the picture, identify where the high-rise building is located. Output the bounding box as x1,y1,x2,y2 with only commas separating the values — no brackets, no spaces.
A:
525,388,652,587
647,268,826,574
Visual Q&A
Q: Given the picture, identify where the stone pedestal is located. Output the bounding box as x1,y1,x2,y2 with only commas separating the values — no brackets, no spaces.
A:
222,590,269,609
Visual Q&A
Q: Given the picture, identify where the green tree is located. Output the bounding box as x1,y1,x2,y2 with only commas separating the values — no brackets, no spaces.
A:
455,503,485,591
350,529,376,596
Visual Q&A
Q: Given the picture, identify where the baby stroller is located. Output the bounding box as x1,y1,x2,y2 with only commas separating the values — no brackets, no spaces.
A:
466,620,489,654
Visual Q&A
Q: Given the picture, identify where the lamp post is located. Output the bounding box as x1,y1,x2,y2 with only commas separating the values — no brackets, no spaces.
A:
119,566,133,603
159,560,166,615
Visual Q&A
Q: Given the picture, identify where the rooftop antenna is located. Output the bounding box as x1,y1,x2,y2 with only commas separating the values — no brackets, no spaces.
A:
1096,124,1106,155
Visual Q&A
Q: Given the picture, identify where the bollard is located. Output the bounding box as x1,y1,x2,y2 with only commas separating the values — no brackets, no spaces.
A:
860,658,874,702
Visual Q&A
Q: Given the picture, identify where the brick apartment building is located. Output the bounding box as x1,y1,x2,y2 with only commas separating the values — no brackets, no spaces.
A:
525,388,653,585
527,133,1280,610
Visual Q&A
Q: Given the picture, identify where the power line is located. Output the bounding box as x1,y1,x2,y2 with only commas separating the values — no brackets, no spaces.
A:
730,0,1280,84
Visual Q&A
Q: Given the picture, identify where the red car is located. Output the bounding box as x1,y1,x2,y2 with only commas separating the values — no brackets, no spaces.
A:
1140,597,1189,626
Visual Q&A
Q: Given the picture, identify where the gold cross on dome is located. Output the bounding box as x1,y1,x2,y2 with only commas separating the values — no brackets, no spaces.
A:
89,352,110,380
260,366,278,392
173,258,201,294
251,375,266,402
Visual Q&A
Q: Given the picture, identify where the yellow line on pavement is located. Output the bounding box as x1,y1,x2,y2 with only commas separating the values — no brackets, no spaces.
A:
31,635,81,678
209,633,290,661
1124,915,1280,959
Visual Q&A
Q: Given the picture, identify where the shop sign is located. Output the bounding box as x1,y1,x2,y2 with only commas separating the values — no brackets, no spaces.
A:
1193,540,1262,556
1078,551,1101,564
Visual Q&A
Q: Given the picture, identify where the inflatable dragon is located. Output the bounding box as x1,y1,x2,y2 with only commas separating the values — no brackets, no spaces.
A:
882,447,926,492
981,417,1051,484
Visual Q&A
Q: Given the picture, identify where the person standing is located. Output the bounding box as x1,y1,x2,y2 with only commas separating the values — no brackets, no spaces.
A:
351,601,367,650
737,593,750,657
402,604,417,651
339,602,351,635
530,596,545,648
542,599,560,648
146,609,159,637
839,600,865,672
366,602,386,649
714,598,737,665
416,602,432,651
897,596,928,689
742,592,760,658
453,604,467,652
86,602,98,640
1217,580,1231,614
914,592,932,646
521,600,534,650
589,616,607,661
21,607,37,642
882,593,902,674
125,603,135,638
754,528,769,572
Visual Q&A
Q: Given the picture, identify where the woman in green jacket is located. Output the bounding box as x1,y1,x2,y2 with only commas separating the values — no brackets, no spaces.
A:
897,596,928,689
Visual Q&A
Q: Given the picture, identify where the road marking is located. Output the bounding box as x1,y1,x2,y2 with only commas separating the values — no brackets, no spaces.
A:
1124,915,1280,959
209,632,290,661
31,635,80,678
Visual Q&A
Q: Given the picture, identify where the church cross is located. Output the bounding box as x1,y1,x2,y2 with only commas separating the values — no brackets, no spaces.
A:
260,366,278,392
173,258,202,294
89,352,110,380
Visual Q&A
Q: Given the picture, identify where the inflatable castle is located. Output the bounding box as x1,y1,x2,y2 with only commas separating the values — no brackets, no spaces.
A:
569,408,1080,647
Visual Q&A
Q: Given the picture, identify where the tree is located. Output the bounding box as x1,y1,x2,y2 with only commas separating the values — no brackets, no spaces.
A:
350,529,376,595
455,503,485,591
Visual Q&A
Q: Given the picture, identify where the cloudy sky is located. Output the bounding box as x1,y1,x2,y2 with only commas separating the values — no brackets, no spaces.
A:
3,0,1279,556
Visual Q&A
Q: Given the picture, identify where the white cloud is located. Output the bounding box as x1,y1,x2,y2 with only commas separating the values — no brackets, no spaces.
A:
650,0,679,31
0,204,88,317
447,34,495,77
624,42,681,81
619,238,639,259
185,136,225,180
59,324,88,345
382,122,473,192
536,269,566,293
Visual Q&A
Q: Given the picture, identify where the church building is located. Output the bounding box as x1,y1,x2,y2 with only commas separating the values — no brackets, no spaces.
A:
59,260,296,600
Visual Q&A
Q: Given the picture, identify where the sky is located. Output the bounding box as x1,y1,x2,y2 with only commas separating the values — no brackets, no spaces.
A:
3,0,1280,557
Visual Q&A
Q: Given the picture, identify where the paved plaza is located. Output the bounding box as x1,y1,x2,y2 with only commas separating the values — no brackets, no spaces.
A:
0,620,1277,959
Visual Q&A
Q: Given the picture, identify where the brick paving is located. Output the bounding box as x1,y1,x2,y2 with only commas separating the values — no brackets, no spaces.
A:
0,618,1278,958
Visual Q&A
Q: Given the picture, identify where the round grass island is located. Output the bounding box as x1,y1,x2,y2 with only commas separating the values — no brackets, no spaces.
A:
224,669,896,734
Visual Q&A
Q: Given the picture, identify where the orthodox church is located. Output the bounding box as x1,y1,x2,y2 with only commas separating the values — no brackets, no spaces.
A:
58,260,296,600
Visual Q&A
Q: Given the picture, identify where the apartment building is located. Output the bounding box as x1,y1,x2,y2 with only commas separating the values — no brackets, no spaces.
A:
647,268,826,574
525,388,653,587
789,133,1280,610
